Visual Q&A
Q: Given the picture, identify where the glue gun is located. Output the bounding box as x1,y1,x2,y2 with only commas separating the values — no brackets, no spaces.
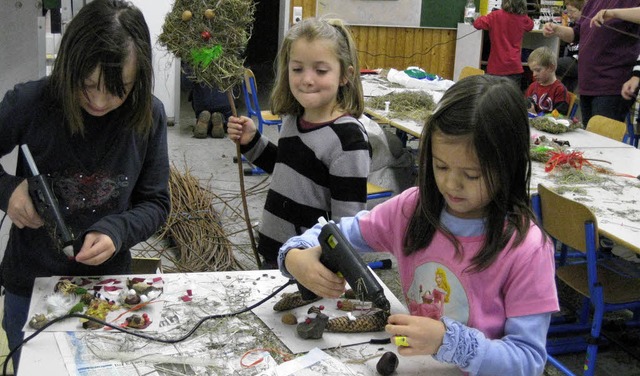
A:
20,144,76,258
298,217,391,312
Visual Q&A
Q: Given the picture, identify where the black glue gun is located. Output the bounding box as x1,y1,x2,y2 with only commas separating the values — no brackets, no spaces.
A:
21,144,76,258
298,217,391,312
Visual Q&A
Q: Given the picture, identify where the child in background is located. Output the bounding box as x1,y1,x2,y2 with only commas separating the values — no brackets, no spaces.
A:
279,75,558,375
526,46,570,115
227,18,370,269
0,0,170,369
473,0,534,88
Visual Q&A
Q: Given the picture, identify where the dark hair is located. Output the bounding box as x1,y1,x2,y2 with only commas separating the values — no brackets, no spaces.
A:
502,0,528,15
404,75,534,272
270,17,364,118
48,0,153,135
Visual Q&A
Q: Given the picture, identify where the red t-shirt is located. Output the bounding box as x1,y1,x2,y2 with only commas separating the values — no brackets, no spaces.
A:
473,10,534,75
525,79,569,114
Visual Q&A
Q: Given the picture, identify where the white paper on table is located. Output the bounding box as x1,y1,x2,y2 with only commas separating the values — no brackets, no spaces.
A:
276,347,357,376
251,269,409,354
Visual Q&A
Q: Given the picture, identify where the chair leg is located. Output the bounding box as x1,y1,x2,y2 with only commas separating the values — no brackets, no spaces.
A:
547,354,577,376
583,284,604,376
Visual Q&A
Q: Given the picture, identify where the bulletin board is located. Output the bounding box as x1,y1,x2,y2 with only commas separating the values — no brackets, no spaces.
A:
420,0,470,28
317,0,473,29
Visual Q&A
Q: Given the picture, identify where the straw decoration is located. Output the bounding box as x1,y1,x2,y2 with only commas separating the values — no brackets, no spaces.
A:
156,166,238,272
158,0,256,91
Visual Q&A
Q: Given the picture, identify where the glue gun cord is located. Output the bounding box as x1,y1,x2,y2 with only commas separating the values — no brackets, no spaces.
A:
2,279,295,376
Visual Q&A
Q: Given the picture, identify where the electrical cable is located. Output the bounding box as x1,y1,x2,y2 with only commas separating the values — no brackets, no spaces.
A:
1,278,295,376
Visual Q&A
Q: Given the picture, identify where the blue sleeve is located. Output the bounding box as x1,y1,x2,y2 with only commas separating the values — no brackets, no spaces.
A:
435,313,550,376
278,211,374,278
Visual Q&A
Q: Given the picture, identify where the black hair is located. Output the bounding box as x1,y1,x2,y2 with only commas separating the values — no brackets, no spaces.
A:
48,0,153,135
404,75,534,272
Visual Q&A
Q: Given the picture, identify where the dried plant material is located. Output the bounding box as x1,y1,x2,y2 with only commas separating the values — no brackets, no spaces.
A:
156,166,237,272
367,92,436,123
530,117,582,134
159,0,256,91
273,291,321,312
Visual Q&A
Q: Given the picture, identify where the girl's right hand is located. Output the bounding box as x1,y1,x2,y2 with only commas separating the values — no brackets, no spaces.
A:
285,246,346,299
7,180,44,229
226,115,257,145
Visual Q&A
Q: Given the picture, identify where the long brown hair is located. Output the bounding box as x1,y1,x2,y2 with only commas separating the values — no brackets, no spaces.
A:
404,75,534,272
48,0,153,136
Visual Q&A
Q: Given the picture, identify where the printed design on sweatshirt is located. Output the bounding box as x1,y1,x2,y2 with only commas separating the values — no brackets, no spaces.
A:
406,263,469,324
54,170,130,211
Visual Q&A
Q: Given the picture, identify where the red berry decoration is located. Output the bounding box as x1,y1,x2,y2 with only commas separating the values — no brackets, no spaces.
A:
318,305,325,310
200,31,211,41
337,301,343,309
305,318,312,324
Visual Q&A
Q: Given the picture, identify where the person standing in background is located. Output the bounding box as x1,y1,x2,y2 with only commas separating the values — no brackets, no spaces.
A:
590,6,640,100
473,0,534,88
556,0,585,93
543,0,640,124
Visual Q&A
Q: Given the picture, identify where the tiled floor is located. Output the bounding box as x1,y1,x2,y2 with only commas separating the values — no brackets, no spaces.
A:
160,67,640,376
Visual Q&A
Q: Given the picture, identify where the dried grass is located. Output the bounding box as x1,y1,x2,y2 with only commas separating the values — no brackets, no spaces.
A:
366,91,436,124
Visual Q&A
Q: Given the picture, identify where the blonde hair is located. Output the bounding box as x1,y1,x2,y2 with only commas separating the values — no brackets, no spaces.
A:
527,46,557,69
435,268,451,303
270,17,364,118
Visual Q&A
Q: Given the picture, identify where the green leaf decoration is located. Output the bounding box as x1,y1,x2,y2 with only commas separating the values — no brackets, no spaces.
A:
191,45,223,69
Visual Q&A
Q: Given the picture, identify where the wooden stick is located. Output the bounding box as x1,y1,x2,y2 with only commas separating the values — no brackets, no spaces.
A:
227,90,261,269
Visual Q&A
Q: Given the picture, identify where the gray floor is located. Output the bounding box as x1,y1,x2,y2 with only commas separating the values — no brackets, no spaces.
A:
159,70,639,376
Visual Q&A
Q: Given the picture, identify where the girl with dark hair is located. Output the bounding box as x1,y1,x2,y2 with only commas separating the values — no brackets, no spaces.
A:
0,0,170,369
279,75,558,375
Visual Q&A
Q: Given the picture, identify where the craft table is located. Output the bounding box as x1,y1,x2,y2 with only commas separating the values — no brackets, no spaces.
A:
362,72,640,254
17,270,460,376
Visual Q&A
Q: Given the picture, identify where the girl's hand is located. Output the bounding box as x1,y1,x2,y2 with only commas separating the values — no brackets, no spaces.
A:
621,76,640,100
385,314,446,356
7,180,44,229
590,9,611,27
75,231,116,265
226,115,257,145
285,246,346,298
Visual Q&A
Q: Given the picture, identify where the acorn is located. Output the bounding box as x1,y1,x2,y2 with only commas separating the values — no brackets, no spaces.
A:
181,10,192,21
200,30,212,41
376,352,399,376
204,9,215,19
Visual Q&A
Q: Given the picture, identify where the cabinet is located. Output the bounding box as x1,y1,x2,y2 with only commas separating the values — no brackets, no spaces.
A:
453,22,560,81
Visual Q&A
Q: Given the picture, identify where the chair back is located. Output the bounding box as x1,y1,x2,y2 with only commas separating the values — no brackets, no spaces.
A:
459,66,484,80
586,115,627,142
567,91,578,118
242,68,282,133
535,184,598,254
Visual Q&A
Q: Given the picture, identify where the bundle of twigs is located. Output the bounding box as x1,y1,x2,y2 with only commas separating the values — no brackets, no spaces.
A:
367,91,436,123
158,0,256,91
157,166,237,272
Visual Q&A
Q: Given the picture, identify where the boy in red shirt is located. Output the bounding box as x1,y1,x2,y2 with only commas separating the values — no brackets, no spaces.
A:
526,46,570,115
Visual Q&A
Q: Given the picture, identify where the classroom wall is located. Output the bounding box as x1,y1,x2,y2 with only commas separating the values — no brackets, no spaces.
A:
0,1,41,259
288,1,457,79
351,26,456,79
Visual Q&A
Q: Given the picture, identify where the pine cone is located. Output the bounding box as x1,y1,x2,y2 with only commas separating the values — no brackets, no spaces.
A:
273,291,321,311
326,308,389,333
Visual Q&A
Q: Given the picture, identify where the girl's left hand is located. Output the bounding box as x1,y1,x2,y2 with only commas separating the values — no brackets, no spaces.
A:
75,231,116,265
385,314,446,356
